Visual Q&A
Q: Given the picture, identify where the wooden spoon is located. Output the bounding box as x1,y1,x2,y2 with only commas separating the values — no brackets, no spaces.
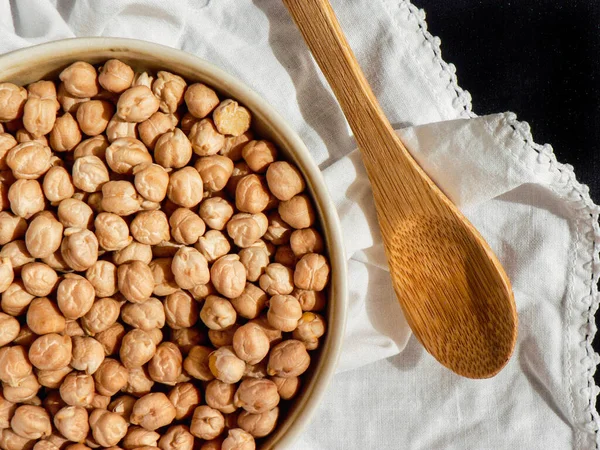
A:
283,0,517,378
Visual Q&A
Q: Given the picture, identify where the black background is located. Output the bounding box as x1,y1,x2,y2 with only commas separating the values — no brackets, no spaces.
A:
411,0,600,386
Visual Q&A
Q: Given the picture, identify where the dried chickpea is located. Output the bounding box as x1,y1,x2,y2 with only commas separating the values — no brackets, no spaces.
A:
0,393,16,429
0,258,13,294
60,62,99,98
167,383,201,420
167,208,204,245
294,253,330,291
208,346,245,384
153,128,192,169
267,339,310,378
235,175,269,214
1,282,34,317
271,376,301,400
213,100,251,137
148,258,178,296
190,405,224,440
61,228,98,271
24,213,62,259
54,406,89,443
194,155,233,192
278,194,315,229
2,372,40,403
166,167,203,208
8,179,45,219
199,295,236,331
248,316,282,345
0,346,31,386
95,323,125,356
133,163,169,203
15,129,48,146
152,72,186,114
0,212,26,245
76,100,113,136
274,245,297,267
232,323,270,365
56,274,94,319
204,380,236,414
120,329,156,369
123,366,155,398
188,281,216,301
28,334,71,370
74,135,109,160
169,328,204,355
188,119,224,156
109,395,136,422
98,60,134,94
89,409,128,447
130,210,170,245
0,240,33,271
138,112,176,150
117,261,154,303
211,254,246,299
198,197,233,231
164,290,198,329
132,72,154,89
106,137,152,174
63,320,85,337
121,297,165,331
113,241,152,266
0,313,19,347
222,428,255,450
57,198,93,229
49,113,82,152
238,407,278,438
59,372,95,407
0,134,17,171
72,156,109,193
183,346,214,381
26,297,65,335
0,83,27,122
22,96,59,138
130,393,177,431
195,230,230,263
227,213,268,248
242,140,277,173
20,262,57,297
148,342,182,385
184,83,219,119
94,358,128,396
81,297,121,335
264,212,292,246
267,295,302,332
106,114,137,142
0,428,35,450
117,86,160,123
71,337,105,375
231,283,267,319
57,82,88,114
259,263,294,296
7,141,52,180
122,426,159,450
158,425,194,450
42,166,74,202
171,247,209,290
208,324,239,349
85,260,118,298
289,228,324,258
233,378,279,414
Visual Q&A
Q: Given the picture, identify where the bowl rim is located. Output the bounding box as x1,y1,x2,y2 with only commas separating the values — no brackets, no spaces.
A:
0,37,348,448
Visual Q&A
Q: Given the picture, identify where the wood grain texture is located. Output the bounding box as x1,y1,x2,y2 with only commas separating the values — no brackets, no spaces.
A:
283,0,518,378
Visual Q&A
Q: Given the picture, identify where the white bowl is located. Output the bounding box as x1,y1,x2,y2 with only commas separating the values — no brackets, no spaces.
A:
0,37,347,448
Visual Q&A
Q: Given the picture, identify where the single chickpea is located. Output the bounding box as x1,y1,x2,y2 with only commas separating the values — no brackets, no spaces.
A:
81,297,121,335
238,406,278,438
166,167,203,208
57,198,94,229
8,179,45,219
120,329,156,369
54,406,89,443
59,372,95,408
7,141,52,180
132,164,169,204
2,372,40,403
201,381,236,416
220,131,252,162
212,100,251,137
61,228,98,271
188,119,224,156
57,82,89,114
232,323,270,365
208,324,240,349
267,295,302,332
271,376,301,400
89,409,128,448
72,155,109,193
198,197,234,231
211,255,246,299
0,134,17,171
242,140,277,174
122,426,160,450
0,212,27,245
148,342,182,385
184,83,219,119
158,425,194,450
42,166,74,202
106,114,138,142
190,405,224,440
117,261,154,303
27,80,58,101
28,334,71,370
147,258,178,296
138,112,176,150
168,208,205,245
74,135,109,160
208,346,245,384
278,194,315,229
49,113,82,152
0,393,16,429
93,358,128,396
171,247,209,290
98,60,134,93
170,328,204,355
76,100,113,136
113,241,152,265
233,378,279,414
152,72,186,114
130,393,177,431
95,322,125,356
24,212,62,258
294,253,330,291
123,366,154,398
226,212,268,248
154,128,192,169
60,62,99,98
1,282,34,317
194,155,234,192
222,428,255,450
0,346,31,386
259,263,294,296
0,428,35,450
64,319,85,337
20,262,57,297
166,383,201,421
0,313,19,347
71,336,105,375
117,86,160,123
85,260,118,298
267,339,310,378
248,316,282,345
195,230,231,263
26,297,65,335
188,281,216,301
274,245,297,267
231,283,268,319
164,290,198,329
105,137,152,174
0,240,34,270
94,213,132,252
22,95,59,138
265,161,305,202
130,210,170,245
121,297,165,331
0,258,13,294
289,228,324,258
235,175,270,214
109,395,137,422
183,346,214,381
264,212,293,246
0,83,27,122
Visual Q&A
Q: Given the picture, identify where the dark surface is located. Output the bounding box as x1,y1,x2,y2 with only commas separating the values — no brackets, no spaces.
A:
411,0,600,393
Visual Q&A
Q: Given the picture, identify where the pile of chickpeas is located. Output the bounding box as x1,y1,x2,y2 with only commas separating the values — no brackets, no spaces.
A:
0,59,329,450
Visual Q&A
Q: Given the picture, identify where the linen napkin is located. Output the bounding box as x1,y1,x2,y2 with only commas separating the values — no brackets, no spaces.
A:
1,0,599,449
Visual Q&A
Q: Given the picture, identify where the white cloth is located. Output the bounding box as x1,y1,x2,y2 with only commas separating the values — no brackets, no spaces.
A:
1,0,599,449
